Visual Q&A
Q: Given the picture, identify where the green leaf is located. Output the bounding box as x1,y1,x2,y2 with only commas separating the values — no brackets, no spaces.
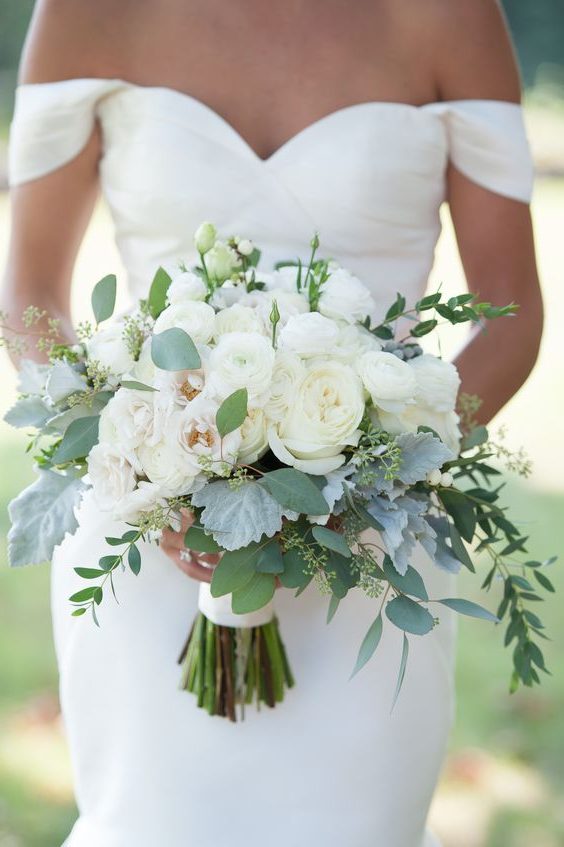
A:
327,595,340,624
231,572,276,614
99,555,120,571
151,328,201,371
91,274,117,323
216,388,248,438
438,489,476,543
147,266,172,319
382,556,428,601
461,425,489,451
438,597,498,622
184,525,224,553
210,545,259,597
120,380,158,392
410,319,438,337
261,469,329,516
385,595,434,636
279,548,311,590
534,570,555,592
325,551,356,599
71,607,87,617
391,633,409,710
128,544,141,575
385,293,406,321
372,324,394,340
311,526,351,558
449,524,475,571
256,540,284,574
52,415,100,463
69,586,98,603
93,586,103,605
416,292,442,311
351,614,383,677
74,567,106,579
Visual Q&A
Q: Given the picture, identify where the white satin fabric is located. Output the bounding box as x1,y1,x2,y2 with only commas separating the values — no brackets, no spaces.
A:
9,79,533,847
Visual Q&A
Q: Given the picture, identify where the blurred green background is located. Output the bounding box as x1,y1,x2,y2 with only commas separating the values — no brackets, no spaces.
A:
0,3,563,846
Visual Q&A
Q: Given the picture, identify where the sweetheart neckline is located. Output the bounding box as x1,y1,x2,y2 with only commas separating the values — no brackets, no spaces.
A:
16,77,523,165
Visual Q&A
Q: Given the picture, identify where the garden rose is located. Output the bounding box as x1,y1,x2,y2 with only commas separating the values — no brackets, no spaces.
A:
278,312,340,359
356,350,417,414
153,301,216,345
206,331,275,405
87,323,135,377
318,267,375,324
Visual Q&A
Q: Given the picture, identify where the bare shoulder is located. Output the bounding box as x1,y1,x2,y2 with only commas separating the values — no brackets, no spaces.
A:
421,0,522,102
18,0,142,84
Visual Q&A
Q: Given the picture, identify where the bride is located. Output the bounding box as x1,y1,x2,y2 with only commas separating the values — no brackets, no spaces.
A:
3,1,543,845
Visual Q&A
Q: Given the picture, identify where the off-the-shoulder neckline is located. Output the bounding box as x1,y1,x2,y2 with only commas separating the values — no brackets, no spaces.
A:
14,77,524,164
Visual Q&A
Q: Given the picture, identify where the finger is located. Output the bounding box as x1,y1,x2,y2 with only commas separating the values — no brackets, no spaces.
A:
160,529,186,552
196,552,222,566
180,508,195,533
169,549,214,583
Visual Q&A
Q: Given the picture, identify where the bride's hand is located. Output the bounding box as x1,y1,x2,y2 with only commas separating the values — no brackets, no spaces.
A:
160,509,221,583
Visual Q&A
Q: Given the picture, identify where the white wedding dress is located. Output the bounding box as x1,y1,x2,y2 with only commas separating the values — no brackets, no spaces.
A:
9,79,533,847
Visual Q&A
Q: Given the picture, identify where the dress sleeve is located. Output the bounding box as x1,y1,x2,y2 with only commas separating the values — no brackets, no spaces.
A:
429,100,534,203
8,78,125,187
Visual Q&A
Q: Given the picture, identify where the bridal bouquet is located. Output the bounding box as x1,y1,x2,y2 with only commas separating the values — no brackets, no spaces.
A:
5,224,555,720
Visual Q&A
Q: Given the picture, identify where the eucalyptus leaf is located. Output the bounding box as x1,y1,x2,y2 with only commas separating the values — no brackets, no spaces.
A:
256,539,284,574
385,595,434,636
151,328,201,371
121,380,158,392
210,545,260,597
52,415,100,463
391,634,410,710
232,572,275,614
327,594,340,624
438,597,498,622
382,556,428,600
261,468,329,516
147,267,172,319
311,525,351,558
216,388,248,438
279,548,311,590
8,470,86,567
91,274,117,323
438,489,476,543
351,614,383,678
184,525,224,553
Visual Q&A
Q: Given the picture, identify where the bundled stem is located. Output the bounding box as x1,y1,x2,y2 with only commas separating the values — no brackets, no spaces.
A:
178,614,294,721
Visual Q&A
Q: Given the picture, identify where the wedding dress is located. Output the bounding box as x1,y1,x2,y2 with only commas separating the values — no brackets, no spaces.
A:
8,79,533,847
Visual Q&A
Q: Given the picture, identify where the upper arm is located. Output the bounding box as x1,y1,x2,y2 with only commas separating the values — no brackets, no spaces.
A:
428,1,539,304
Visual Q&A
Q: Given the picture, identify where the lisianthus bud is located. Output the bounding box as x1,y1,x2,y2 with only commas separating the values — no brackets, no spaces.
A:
440,471,454,487
426,468,442,486
194,222,217,255
237,238,254,257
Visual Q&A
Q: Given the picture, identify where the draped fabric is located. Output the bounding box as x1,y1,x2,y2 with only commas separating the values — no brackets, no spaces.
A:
8,78,533,847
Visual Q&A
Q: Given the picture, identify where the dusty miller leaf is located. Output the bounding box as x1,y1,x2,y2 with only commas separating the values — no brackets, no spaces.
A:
191,480,285,550
4,396,52,429
395,431,454,485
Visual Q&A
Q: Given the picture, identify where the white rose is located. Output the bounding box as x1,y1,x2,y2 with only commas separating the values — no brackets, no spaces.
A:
206,331,275,405
214,303,266,338
356,351,416,414
278,312,340,359
409,354,461,412
98,387,171,458
333,324,382,363
114,481,168,523
205,241,241,281
153,301,216,345
87,443,137,512
266,351,306,422
153,368,205,406
87,323,135,376
269,361,364,474
318,267,375,324
137,436,200,495
166,271,207,305
238,408,269,464
166,395,242,480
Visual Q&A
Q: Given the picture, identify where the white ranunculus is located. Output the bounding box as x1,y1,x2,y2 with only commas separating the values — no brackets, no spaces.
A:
266,351,306,422
356,350,417,415
166,271,208,305
209,281,247,310
114,481,169,523
153,301,216,345
87,323,135,377
268,265,302,293
378,405,462,455
333,324,382,363
87,443,137,512
206,331,275,405
166,396,242,481
269,361,364,474
240,289,310,331
409,354,461,412
278,312,340,359
205,241,241,281
318,267,375,324
214,303,266,338
238,408,269,464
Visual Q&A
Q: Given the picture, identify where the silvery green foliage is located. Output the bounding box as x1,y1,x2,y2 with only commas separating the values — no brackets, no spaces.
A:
4,396,52,429
395,431,454,485
16,358,50,395
191,480,287,550
8,470,86,567
318,465,356,516
425,516,463,574
45,360,87,404
367,494,438,575
45,391,112,436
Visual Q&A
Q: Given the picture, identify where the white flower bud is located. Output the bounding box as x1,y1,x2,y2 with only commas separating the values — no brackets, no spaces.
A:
194,222,217,255
426,468,442,486
440,471,454,487
237,238,254,257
